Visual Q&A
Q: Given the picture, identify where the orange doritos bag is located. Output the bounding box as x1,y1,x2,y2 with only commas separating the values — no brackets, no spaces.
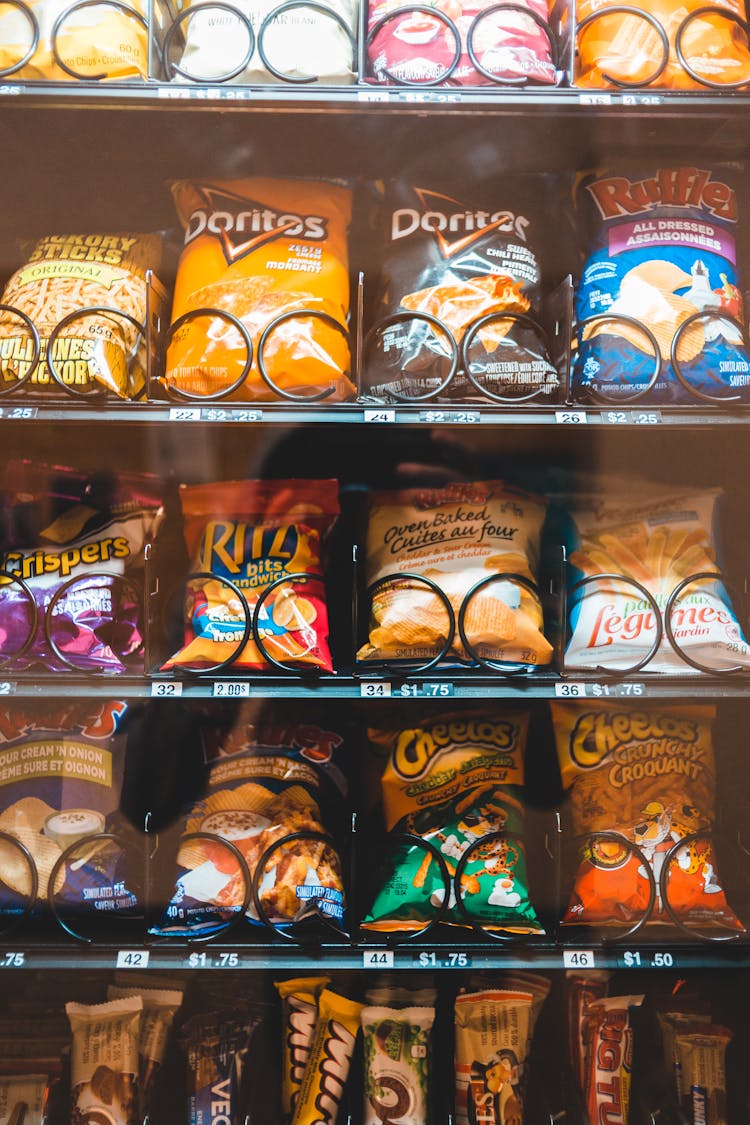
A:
164,178,354,403
162,479,339,673
575,0,750,89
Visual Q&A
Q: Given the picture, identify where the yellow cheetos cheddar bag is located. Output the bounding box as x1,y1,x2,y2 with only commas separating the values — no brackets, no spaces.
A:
162,479,339,674
164,178,354,403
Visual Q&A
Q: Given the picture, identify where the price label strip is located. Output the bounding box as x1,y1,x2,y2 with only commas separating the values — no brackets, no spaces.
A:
419,410,481,424
363,409,396,424
555,410,587,425
555,682,646,698
168,407,201,422
0,683,16,696
602,410,662,425
212,682,251,698
563,949,596,969
363,950,395,969
0,406,37,419
360,682,392,698
200,409,262,423
151,682,183,697
1,952,25,968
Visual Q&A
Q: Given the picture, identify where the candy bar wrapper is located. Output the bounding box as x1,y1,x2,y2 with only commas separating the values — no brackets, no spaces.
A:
362,1005,434,1125
583,995,644,1125
107,986,184,1114
566,971,610,1092
0,1074,50,1125
365,987,438,1009
454,988,537,1125
66,997,143,1125
675,1025,732,1125
275,977,330,1122
182,1007,264,1125
291,989,363,1125
655,998,712,1102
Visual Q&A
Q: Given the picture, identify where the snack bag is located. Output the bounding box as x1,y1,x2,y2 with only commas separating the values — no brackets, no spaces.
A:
0,461,163,674
162,479,338,674
164,178,354,402
275,977,330,1122
358,481,552,669
151,720,347,936
0,234,164,398
575,0,750,89
564,480,750,673
363,710,542,933
454,982,548,1125
365,181,558,402
366,0,557,86
362,1005,435,1125
291,989,363,1125
573,167,750,403
0,0,148,80
0,701,137,917
553,702,744,932
174,0,358,83
66,997,143,1125
582,995,643,1125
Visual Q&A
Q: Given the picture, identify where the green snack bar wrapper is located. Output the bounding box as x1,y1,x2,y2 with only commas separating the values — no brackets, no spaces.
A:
363,710,542,933
362,1006,434,1125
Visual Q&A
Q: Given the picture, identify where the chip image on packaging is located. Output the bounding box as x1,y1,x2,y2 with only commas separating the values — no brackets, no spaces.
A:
573,167,750,404
164,178,354,403
553,701,744,932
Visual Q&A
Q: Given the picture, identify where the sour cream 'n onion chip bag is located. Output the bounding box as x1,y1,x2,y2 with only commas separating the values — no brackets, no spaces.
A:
553,701,744,932
164,178,354,403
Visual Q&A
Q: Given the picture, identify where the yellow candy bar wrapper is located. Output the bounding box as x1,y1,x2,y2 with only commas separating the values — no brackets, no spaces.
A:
275,977,331,1121
291,989,364,1125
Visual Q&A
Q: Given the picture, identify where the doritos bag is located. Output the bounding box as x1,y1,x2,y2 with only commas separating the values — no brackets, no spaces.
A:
573,167,750,404
363,710,543,933
0,701,137,917
575,0,750,89
0,461,163,674
364,181,558,402
0,0,147,79
164,178,354,402
367,0,557,86
358,481,552,669
0,233,165,399
162,479,338,674
553,702,744,932
564,478,750,673
151,717,347,936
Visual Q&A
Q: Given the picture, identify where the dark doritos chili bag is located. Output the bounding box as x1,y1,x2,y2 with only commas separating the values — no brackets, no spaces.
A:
573,166,750,404
363,181,558,403
0,461,163,674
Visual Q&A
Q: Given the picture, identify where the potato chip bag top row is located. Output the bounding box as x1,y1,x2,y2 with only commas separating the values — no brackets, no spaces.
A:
574,166,750,404
553,702,744,932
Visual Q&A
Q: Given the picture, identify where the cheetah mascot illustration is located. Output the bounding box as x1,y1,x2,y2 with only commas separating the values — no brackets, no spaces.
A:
633,800,720,911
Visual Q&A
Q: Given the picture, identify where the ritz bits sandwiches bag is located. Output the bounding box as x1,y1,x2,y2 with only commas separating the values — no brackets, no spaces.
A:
573,167,750,404
0,461,163,674
358,481,552,669
163,178,354,402
363,710,543,934
0,234,164,399
564,478,750,674
575,0,750,89
0,0,148,80
162,479,338,674
366,0,557,86
553,702,744,932
365,181,558,402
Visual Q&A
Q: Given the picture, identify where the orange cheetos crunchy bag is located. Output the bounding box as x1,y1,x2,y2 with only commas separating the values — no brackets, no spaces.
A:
163,479,338,674
164,178,354,403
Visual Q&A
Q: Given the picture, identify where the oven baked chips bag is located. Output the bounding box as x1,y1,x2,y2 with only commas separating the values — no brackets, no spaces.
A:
366,181,558,402
363,710,542,934
575,0,750,89
164,178,354,402
553,702,744,932
0,234,164,399
162,479,338,674
564,479,750,673
573,167,750,403
358,480,552,669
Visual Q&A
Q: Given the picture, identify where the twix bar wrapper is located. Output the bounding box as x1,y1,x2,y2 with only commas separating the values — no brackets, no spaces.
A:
675,1025,732,1125
291,989,363,1125
66,997,142,1125
0,1074,50,1125
107,986,183,1115
583,995,643,1125
275,977,330,1121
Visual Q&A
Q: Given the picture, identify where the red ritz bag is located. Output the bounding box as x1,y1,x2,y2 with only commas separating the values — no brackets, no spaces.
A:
366,0,558,85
